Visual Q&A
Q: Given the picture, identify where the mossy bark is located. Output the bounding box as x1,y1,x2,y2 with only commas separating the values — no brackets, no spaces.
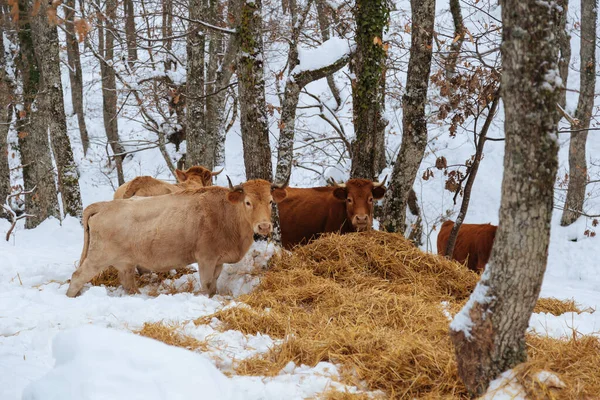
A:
350,0,390,180
450,0,562,395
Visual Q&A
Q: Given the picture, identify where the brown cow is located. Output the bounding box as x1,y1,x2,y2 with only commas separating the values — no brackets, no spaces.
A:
67,178,288,298
436,220,497,272
113,166,223,199
278,178,387,250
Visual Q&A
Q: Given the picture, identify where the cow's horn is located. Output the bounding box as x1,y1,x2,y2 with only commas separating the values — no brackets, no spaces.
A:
373,175,388,187
226,175,244,192
272,173,291,190
211,167,224,176
329,178,346,188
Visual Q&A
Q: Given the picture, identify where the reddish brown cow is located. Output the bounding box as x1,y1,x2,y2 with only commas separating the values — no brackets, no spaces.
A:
436,220,497,272
278,178,387,250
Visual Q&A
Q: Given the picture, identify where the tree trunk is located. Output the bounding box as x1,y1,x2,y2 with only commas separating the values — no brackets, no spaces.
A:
185,0,207,167
161,0,173,69
203,0,222,171
64,0,90,156
315,0,342,109
0,23,13,219
124,0,138,68
100,0,125,185
237,0,272,180
350,0,390,180
32,0,83,220
556,0,570,114
444,93,499,257
560,0,595,227
449,1,562,396
381,0,435,233
445,0,464,79
15,0,60,227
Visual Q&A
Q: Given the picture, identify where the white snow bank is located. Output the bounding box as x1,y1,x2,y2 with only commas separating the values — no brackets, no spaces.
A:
23,325,233,400
291,37,354,76
482,369,564,400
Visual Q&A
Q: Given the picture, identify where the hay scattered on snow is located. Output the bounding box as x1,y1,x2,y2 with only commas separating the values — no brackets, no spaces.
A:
194,231,600,399
534,297,595,316
90,266,198,295
135,322,207,351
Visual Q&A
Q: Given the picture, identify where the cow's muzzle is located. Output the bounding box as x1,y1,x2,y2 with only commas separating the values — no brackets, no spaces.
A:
255,222,273,236
353,215,370,231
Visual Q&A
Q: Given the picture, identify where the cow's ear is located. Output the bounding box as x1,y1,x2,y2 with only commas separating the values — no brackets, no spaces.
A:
272,188,287,203
227,190,244,204
333,187,347,200
175,169,187,182
202,170,212,185
372,186,386,200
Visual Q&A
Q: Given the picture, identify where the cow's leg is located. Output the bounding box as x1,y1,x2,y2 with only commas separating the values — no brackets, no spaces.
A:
198,262,217,298
213,264,224,281
117,266,139,295
66,259,105,298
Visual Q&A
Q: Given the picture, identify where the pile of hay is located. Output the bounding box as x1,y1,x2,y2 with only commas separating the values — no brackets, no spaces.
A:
136,322,207,351
194,231,600,399
533,297,595,316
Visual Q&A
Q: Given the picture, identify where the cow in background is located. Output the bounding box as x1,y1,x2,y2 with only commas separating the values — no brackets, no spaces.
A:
278,178,387,250
67,178,288,298
113,166,223,199
436,220,497,272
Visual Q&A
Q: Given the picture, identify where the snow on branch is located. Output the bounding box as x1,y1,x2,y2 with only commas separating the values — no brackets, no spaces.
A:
3,187,37,241
290,37,355,86
449,268,495,340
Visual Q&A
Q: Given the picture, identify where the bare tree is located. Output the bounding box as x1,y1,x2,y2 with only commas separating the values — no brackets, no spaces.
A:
32,0,83,220
445,0,464,78
99,0,126,185
0,17,14,220
185,0,207,167
349,0,390,179
315,0,342,109
556,0,570,114
237,0,272,180
124,0,138,67
561,0,595,226
444,92,499,257
275,0,351,183
64,0,90,156
15,0,60,227
381,0,435,233
449,0,562,395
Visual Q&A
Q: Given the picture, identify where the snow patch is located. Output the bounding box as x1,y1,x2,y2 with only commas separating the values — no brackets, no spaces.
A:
291,38,354,76
449,268,495,339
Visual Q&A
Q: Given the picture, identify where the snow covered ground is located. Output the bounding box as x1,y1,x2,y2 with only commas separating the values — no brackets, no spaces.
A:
2,1,600,399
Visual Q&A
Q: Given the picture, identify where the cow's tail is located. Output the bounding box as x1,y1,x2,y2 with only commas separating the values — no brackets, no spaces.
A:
79,203,102,267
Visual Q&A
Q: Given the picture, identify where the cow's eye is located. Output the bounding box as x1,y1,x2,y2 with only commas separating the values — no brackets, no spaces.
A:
245,201,252,207
368,197,373,203
347,198,352,203
269,200,273,206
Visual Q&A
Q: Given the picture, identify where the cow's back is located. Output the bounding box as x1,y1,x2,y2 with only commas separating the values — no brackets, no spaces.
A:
437,221,497,272
279,187,347,249
90,188,247,270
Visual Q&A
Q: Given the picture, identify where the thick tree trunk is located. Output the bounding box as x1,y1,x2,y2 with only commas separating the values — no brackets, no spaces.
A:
161,0,173,69
124,0,138,68
15,0,60,227
350,0,389,180
445,0,464,79
100,0,125,185
237,0,272,180
560,0,595,227
381,0,435,233
185,0,207,167
64,0,90,156
449,1,562,396
315,0,341,109
444,93,499,257
32,0,83,220
0,24,13,220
